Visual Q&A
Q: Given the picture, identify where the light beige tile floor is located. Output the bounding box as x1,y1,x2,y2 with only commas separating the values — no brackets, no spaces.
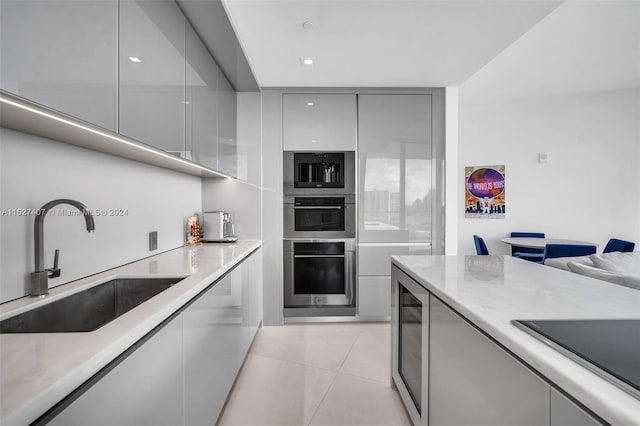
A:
218,322,411,426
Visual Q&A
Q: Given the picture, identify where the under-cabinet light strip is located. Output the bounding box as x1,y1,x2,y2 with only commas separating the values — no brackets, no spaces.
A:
0,96,230,179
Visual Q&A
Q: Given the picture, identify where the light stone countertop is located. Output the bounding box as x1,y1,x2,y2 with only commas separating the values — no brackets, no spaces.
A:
0,240,261,426
391,255,640,426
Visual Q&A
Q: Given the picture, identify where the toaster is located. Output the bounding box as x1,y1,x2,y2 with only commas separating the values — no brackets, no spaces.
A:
202,211,238,242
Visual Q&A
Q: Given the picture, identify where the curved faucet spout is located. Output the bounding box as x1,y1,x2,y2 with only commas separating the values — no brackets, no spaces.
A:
31,199,96,297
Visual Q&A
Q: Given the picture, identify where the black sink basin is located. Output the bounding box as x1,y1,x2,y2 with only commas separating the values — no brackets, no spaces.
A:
0,277,185,333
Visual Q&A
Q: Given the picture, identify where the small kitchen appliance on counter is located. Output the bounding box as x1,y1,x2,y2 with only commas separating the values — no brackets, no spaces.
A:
202,211,238,242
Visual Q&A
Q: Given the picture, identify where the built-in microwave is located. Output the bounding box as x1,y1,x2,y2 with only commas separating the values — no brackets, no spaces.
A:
284,195,355,239
284,151,355,195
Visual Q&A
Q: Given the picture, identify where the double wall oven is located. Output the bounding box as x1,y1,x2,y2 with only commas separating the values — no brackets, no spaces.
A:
284,151,356,317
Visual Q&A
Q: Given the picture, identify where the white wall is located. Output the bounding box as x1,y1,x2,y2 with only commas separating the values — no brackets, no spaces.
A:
201,178,261,240
457,88,640,255
0,128,202,302
445,87,459,255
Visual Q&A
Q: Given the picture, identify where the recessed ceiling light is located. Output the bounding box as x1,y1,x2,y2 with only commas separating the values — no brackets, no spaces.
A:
302,21,314,29
128,56,141,63
306,102,314,106
301,57,315,66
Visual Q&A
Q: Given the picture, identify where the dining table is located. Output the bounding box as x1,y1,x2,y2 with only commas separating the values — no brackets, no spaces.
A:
500,237,599,249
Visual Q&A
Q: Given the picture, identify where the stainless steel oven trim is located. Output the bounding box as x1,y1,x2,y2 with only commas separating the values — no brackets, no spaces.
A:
284,194,356,204
294,254,345,259
284,239,356,308
284,151,356,196
295,206,343,210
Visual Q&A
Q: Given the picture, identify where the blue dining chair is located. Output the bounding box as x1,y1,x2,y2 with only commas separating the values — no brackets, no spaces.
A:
473,235,490,255
510,232,545,261
541,244,597,264
603,238,635,253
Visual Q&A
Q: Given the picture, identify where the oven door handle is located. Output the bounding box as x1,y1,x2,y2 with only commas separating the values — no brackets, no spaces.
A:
293,254,345,258
294,205,343,210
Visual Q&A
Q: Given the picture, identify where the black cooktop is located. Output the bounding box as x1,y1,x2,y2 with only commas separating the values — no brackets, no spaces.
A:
513,319,640,398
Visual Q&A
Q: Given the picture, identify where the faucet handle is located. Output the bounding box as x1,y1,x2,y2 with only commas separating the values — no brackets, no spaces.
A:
46,249,61,278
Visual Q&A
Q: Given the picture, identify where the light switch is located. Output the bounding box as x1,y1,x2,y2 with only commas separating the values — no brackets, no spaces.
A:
538,152,549,163
149,231,158,251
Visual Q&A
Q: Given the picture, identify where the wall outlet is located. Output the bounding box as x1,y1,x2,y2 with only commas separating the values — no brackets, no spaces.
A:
149,231,158,251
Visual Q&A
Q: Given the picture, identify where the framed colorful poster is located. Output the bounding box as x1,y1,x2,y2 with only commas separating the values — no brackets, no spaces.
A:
465,165,506,219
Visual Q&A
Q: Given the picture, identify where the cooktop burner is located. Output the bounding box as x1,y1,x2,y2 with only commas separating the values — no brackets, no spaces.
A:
512,319,640,398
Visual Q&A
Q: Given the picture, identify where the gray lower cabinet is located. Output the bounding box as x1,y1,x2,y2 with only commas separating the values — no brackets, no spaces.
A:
550,388,602,426
248,250,263,340
50,314,184,426
51,249,261,425
358,244,430,320
429,297,550,426
183,273,243,425
358,276,391,320
183,249,262,425
119,0,186,154
0,0,118,131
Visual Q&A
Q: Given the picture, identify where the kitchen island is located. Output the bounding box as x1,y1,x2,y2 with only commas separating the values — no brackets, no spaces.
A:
0,240,261,425
391,255,640,426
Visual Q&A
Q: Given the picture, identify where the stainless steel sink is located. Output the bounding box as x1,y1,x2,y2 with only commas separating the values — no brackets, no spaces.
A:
0,277,185,333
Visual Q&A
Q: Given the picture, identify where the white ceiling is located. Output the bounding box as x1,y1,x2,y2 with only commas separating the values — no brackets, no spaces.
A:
460,1,640,104
222,0,562,87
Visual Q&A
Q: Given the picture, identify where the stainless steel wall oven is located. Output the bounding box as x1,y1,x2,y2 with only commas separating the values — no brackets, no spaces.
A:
284,239,356,316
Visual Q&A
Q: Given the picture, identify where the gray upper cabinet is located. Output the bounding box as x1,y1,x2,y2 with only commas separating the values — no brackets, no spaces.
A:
429,297,550,426
217,71,238,177
185,21,219,169
358,94,432,244
282,94,357,151
0,0,118,131
119,0,186,154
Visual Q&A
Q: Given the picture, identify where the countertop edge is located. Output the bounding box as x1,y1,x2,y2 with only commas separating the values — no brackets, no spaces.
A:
391,255,640,426
1,240,262,426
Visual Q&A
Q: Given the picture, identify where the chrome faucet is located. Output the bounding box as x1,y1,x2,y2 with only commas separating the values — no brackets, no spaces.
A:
31,199,95,297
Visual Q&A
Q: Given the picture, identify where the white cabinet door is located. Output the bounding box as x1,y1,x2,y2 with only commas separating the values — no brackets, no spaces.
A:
282,94,357,150
217,71,237,177
119,0,185,154
0,0,117,131
550,388,602,426
358,276,391,320
429,297,550,426
358,94,432,244
51,315,184,426
185,21,218,169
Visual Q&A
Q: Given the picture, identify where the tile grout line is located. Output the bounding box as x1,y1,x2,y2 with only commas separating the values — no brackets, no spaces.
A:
306,327,364,425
